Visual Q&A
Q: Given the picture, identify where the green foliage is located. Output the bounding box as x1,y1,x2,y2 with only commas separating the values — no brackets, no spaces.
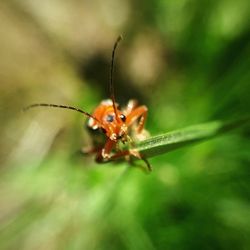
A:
1,0,250,250
134,117,250,158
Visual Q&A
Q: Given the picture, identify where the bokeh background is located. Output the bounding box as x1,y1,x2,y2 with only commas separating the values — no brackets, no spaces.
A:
0,0,250,249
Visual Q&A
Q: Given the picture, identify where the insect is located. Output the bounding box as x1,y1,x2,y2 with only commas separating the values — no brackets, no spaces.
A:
24,35,151,171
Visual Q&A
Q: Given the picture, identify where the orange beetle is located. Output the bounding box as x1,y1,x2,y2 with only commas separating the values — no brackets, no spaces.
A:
24,36,151,170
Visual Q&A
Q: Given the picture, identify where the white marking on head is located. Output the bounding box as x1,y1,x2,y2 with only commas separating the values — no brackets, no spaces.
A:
128,102,134,110
101,99,113,106
88,118,99,130
88,118,94,127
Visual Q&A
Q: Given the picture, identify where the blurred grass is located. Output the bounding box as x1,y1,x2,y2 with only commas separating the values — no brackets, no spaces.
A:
0,0,250,250
132,117,250,159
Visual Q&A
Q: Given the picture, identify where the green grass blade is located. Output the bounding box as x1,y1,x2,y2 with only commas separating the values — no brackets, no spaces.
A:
131,117,249,158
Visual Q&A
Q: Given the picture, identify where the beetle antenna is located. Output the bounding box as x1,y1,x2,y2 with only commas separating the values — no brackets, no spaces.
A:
110,35,123,121
23,103,102,126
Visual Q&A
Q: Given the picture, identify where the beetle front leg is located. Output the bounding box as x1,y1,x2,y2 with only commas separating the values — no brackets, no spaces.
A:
95,139,116,163
124,99,138,115
126,105,148,133
108,149,152,171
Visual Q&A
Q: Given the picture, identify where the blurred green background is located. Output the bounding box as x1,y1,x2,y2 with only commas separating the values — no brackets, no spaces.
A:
0,0,250,249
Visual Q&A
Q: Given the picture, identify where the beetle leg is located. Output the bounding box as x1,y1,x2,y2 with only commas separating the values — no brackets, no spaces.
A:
109,149,152,171
126,105,148,133
124,99,138,115
95,139,116,163
129,149,151,171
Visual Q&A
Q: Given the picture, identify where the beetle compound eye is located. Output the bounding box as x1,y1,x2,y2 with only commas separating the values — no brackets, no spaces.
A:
120,114,126,122
106,114,114,123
